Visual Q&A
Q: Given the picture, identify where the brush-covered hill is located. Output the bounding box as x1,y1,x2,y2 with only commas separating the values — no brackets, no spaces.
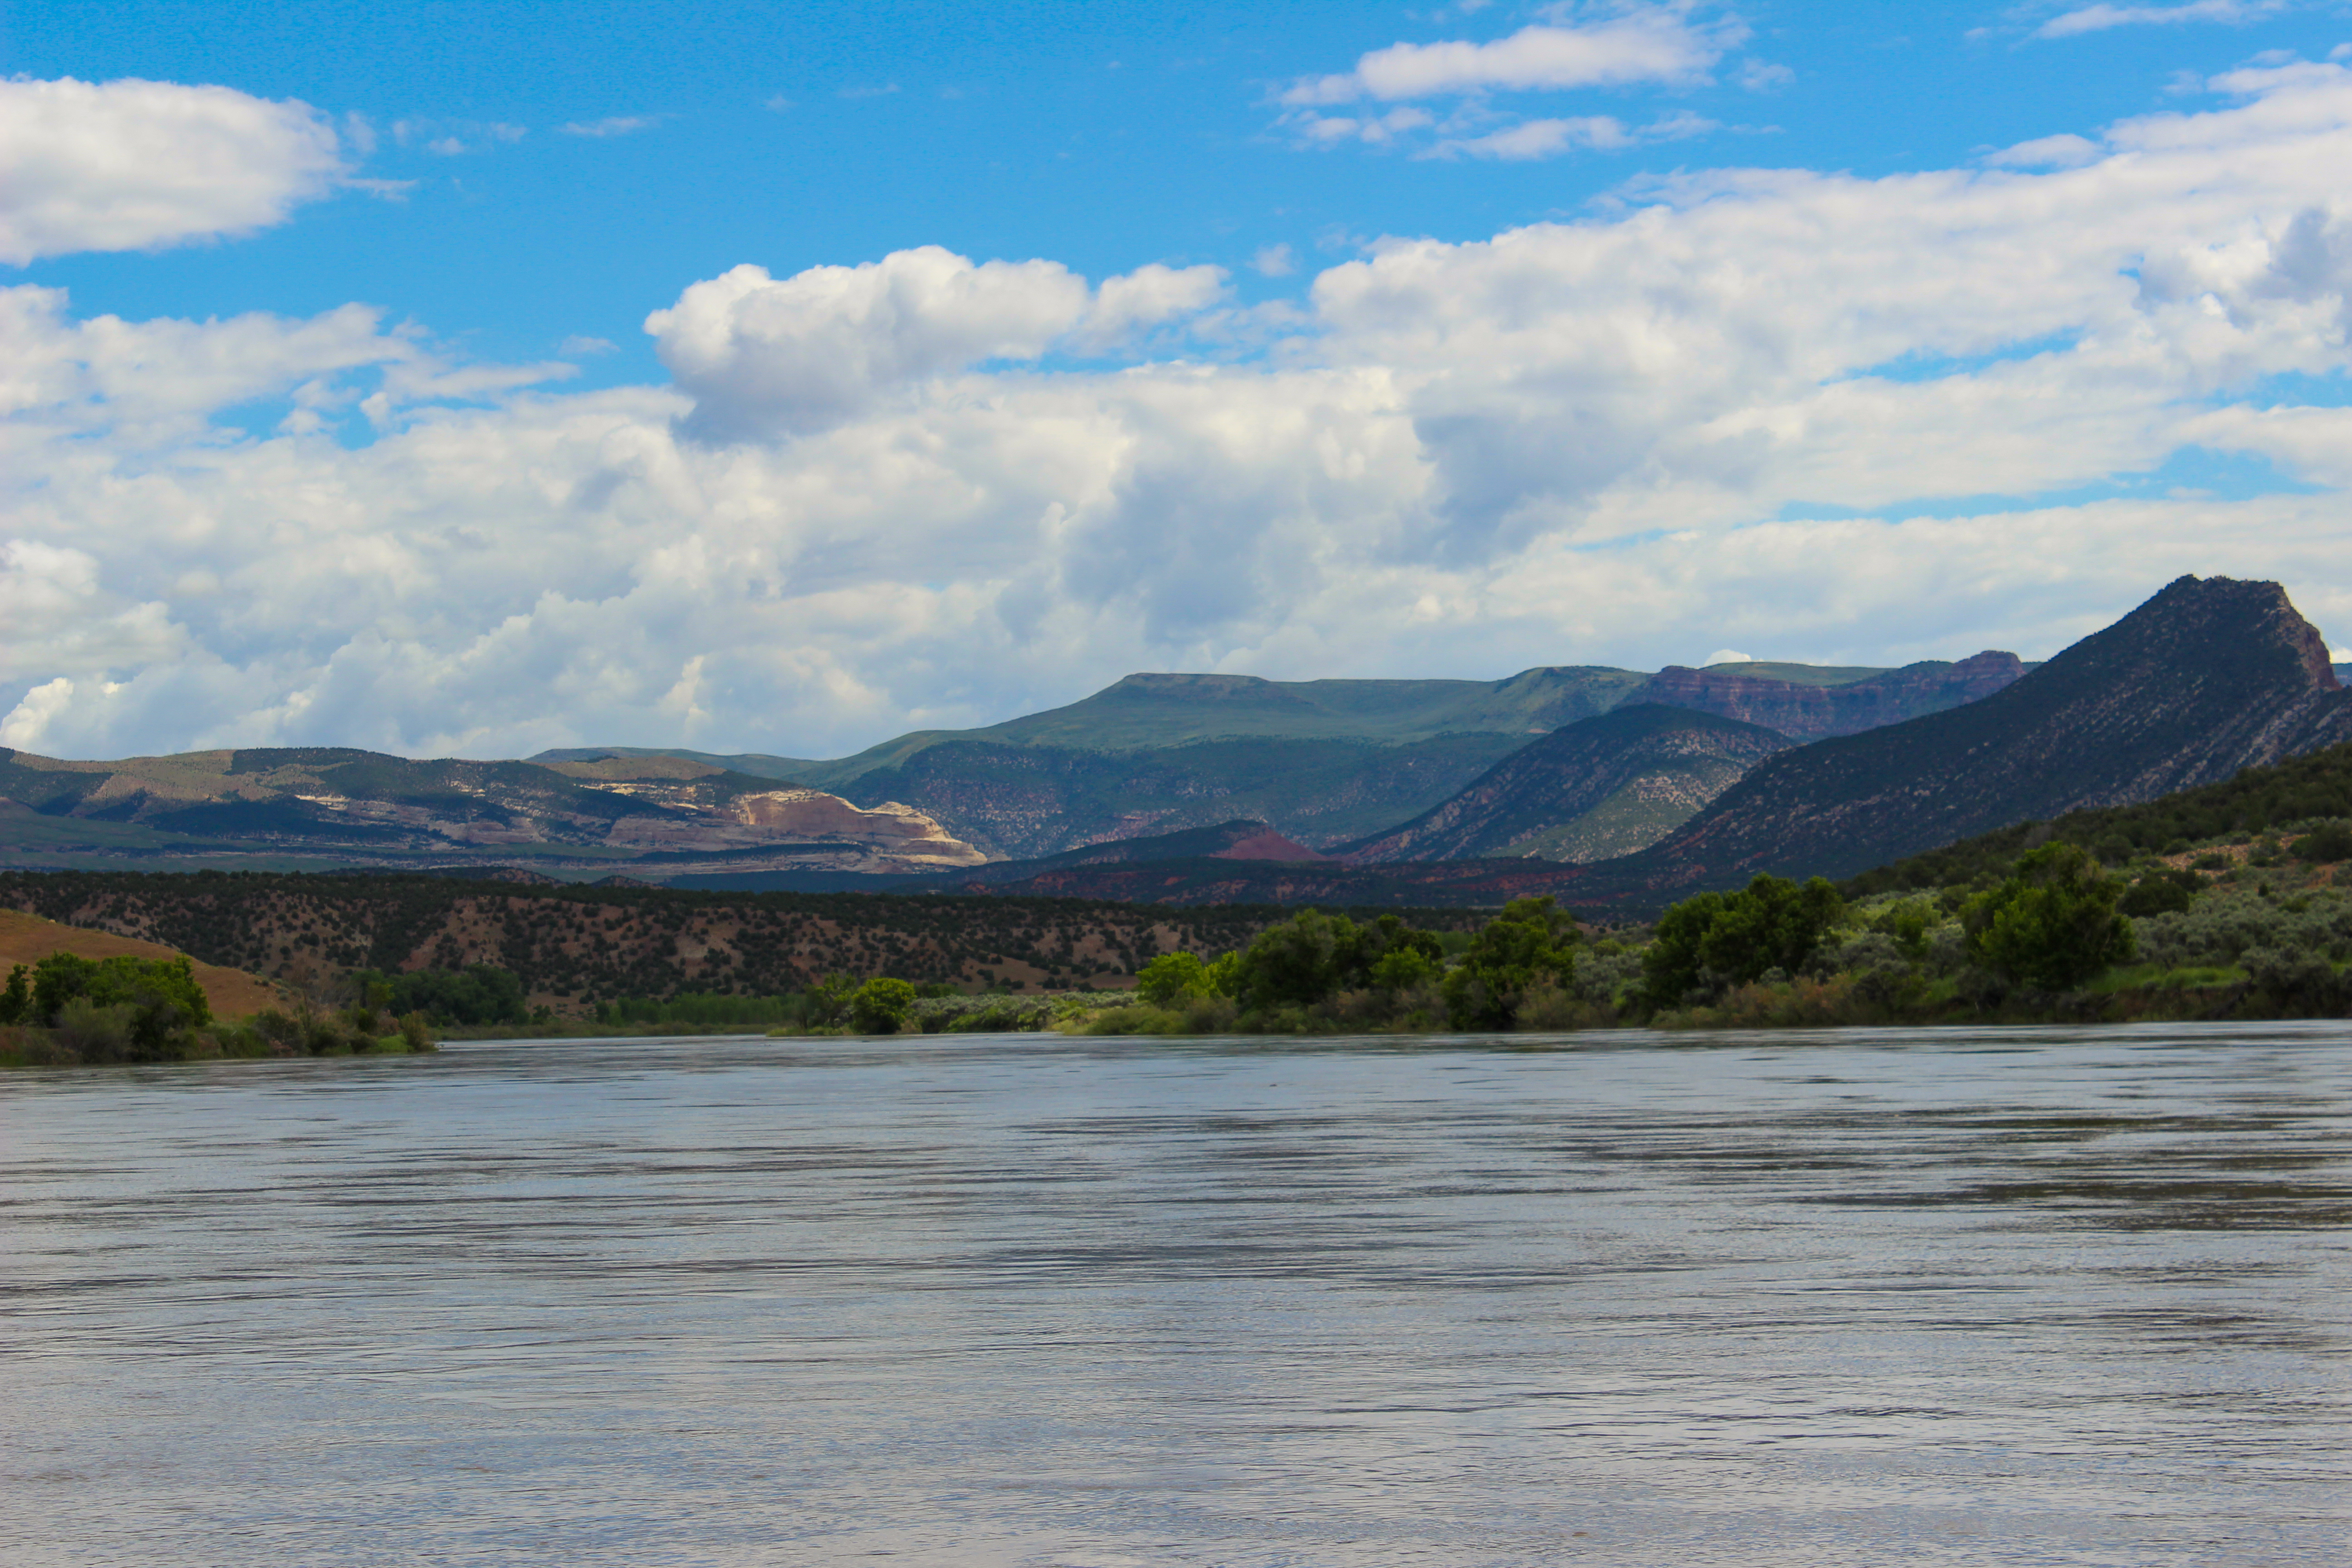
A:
1842,739,2352,896
1339,705,1793,864
1581,575,2352,891
0,869,1478,1008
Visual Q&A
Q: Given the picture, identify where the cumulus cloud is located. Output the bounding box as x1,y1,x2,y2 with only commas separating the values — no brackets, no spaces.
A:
14,65,2352,759
0,77,347,265
647,247,1224,439
1283,11,1735,105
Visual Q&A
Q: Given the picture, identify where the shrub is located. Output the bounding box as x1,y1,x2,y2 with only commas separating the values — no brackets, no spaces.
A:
2292,820,2352,864
355,964,527,1026
51,998,139,1063
1442,896,1581,1030
849,977,917,1034
2118,868,2200,919
1136,951,1212,1007
25,953,211,1059
799,973,859,1029
1963,843,2135,991
1642,874,1844,1008
2240,946,2348,1015
1222,910,1443,1013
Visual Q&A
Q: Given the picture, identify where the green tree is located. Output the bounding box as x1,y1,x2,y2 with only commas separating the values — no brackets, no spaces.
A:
0,963,29,1025
1136,951,1212,1006
356,964,527,1025
1962,842,2135,990
1227,908,1360,1010
1443,896,1580,1030
1368,944,1438,991
1642,875,1845,1008
849,977,917,1033
30,952,212,1053
801,973,859,1027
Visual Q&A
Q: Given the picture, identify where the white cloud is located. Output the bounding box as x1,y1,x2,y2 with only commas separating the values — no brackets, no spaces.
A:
559,115,666,138
392,119,527,155
0,77,346,265
2034,1,2291,39
1435,110,1717,160
14,67,2352,760
1284,12,1737,105
1253,244,1298,278
1079,263,1230,348
647,248,1224,439
1982,132,2103,168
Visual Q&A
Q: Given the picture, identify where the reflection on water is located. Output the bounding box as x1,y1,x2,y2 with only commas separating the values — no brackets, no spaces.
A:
3,1024,2348,1565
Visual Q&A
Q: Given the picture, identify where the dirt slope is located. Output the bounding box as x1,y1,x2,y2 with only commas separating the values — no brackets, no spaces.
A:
0,909,282,1018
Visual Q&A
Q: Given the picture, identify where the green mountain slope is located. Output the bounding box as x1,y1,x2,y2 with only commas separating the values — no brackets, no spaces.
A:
828,732,1534,857
1341,706,1794,864
1842,740,2352,896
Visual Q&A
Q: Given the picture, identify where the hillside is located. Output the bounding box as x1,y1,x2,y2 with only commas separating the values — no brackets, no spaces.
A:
0,870,1474,1009
1581,576,2352,890
0,749,985,876
1340,705,1793,864
0,908,281,1018
918,856,1609,910
1843,740,2352,896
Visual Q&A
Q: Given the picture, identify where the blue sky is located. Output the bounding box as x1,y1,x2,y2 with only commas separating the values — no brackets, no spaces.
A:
6,2,2352,758
18,0,2350,385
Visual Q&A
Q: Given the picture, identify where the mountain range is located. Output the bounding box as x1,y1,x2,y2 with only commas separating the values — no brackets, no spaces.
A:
903,576,2352,908
537,653,2028,858
4,576,2345,914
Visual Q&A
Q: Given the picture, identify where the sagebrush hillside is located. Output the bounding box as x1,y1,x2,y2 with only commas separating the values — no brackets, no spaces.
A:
0,870,1476,1011
1341,705,1793,864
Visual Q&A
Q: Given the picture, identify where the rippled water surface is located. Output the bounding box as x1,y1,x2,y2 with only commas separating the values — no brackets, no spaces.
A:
5,1025,2350,1566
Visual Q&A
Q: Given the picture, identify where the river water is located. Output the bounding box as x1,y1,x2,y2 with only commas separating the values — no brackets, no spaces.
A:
3,1025,2348,1566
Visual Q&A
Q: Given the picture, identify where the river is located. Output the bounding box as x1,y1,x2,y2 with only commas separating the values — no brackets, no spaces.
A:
4,1025,2348,1565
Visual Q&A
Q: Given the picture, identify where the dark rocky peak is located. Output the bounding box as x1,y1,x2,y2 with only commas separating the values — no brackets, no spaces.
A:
1607,574,2352,886
2047,573,2339,696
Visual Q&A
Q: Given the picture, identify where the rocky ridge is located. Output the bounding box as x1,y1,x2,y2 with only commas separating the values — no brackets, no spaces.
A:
1340,705,1794,864
1591,575,2352,889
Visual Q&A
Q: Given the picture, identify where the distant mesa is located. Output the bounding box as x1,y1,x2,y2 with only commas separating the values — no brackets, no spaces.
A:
0,746,984,878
